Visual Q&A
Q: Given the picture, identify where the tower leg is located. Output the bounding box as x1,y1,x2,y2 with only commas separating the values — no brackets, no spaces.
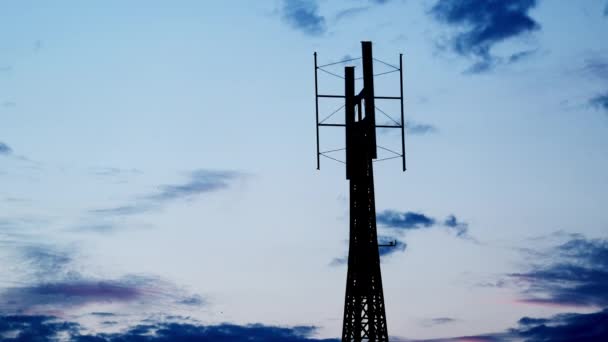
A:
341,147,389,342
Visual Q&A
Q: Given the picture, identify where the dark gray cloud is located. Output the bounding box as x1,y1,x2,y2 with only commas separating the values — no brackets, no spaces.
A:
177,294,205,306
0,315,339,342
406,122,438,135
281,0,326,36
589,93,608,113
91,169,241,217
0,142,12,155
509,237,608,307
604,2,608,16
376,210,471,239
149,170,238,201
443,215,468,237
377,210,436,230
431,0,540,72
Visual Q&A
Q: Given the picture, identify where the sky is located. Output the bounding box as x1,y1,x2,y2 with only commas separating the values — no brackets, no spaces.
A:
1,0,607,341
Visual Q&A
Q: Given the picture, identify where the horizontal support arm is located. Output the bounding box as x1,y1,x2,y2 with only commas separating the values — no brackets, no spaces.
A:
319,123,401,128
317,94,402,100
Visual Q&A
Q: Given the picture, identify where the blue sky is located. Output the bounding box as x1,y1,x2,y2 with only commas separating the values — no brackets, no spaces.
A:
1,0,607,341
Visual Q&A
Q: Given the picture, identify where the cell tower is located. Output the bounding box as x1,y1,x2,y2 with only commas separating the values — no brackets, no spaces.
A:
313,41,406,342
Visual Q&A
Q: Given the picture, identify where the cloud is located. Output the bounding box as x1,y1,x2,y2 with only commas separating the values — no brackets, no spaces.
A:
0,279,145,312
90,312,117,317
589,93,608,113
335,7,369,21
378,237,407,257
605,2,608,16
91,204,149,216
72,223,120,233
19,244,75,280
91,169,241,217
443,215,468,237
579,57,608,114
3,310,606,341
582,57,608,80
0,315,340,342
177,294,205,306
421,317,457,327
414,309,608,341
0,315,81,341
376,210,472,240
1,243,203,314
430,317,456,325
406,122,437,135
110,322,338,342
149,170,238,201
509,236,608,308
281,0,326,36
0,274,204,315
0,142,12,155
431,0,540,72
507,49,537,63
90,167,142,178
376,210,436,230
513,309,608,341
333,0,393,22
328,256,347,266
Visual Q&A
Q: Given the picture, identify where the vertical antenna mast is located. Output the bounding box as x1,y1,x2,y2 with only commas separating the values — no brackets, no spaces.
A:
361,41,377,159
314,52,321,170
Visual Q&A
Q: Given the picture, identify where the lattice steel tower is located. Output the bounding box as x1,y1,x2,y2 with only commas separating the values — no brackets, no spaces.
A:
314,42,406,342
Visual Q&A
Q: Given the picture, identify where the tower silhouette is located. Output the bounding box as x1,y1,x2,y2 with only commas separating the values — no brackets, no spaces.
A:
314,41,406,342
